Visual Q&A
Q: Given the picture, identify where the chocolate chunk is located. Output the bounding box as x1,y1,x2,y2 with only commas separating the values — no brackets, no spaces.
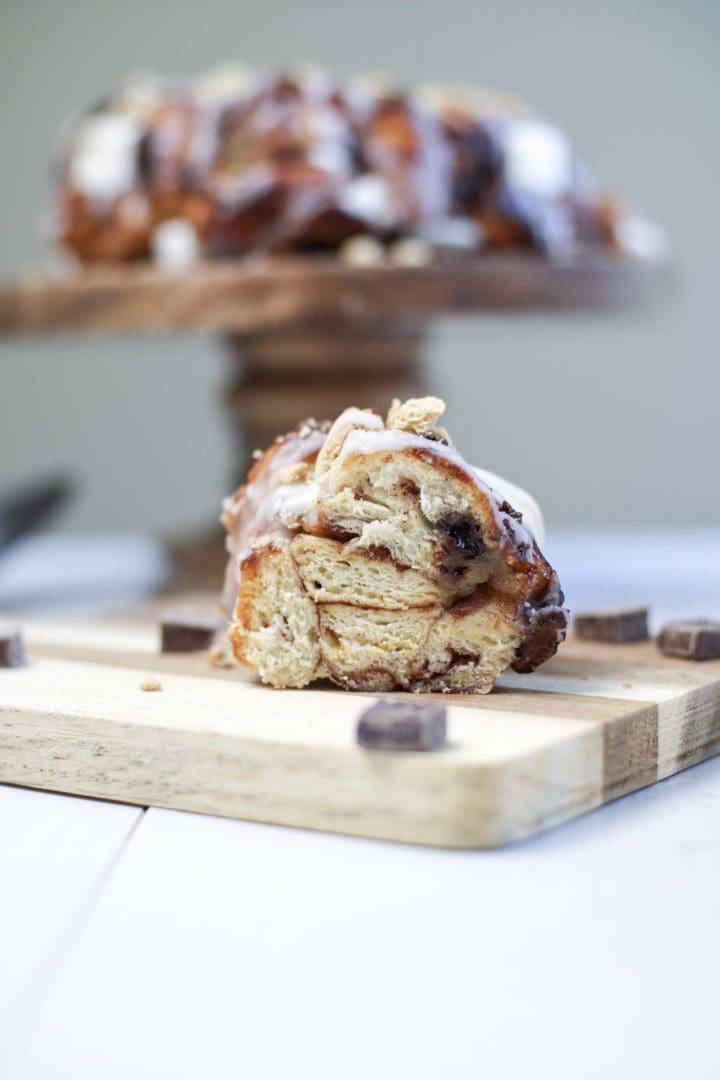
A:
438,512,486,578
356,700,446,751
657,620,720,661
0,624,25,668
160,609,221,653
574,607,649,643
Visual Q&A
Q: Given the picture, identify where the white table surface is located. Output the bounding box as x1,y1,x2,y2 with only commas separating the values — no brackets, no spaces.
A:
2,530,719,1080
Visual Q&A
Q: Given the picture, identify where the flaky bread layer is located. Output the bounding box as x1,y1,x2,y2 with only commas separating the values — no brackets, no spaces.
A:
229,537,524,693
318,604,437,692
292,534,443,609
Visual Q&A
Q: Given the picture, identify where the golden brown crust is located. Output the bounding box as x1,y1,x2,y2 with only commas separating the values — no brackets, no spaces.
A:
227,542,265,669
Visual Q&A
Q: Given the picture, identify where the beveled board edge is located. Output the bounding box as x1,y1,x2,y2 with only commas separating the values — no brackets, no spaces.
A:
1,636,717,848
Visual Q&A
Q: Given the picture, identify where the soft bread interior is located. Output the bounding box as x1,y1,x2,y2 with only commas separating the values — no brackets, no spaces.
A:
317,604,437,692
421,590,522,692
292,534,442,609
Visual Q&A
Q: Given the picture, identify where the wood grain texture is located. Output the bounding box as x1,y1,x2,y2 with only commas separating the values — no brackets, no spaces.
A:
1,611,717,848
0,255,670,337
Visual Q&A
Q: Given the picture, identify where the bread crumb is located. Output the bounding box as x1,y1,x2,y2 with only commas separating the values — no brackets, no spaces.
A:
622,681,633,689
251,448,263,460
580,674,590,681
139,677,162,692
387,396,446,435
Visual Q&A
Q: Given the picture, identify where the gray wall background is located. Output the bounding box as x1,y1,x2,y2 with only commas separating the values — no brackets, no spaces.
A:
1,0,718,536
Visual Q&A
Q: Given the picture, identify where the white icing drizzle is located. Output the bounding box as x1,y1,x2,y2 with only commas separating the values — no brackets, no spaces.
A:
335,427,542,547
339,174,399,229
502,120,572,199
223,429,326,546
221,428,326,610
326,407,385,434
271,480,320,527
304,106,352,179
474,467,544,545
68,114,141,201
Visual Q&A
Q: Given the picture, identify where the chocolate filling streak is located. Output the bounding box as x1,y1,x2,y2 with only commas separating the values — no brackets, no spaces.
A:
438,512,487,577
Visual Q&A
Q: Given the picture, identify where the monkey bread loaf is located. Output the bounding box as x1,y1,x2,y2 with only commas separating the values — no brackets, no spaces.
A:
221,397,567,693
51,63,665,266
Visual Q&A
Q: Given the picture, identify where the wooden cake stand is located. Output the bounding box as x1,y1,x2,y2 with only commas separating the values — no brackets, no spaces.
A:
0,253,669,581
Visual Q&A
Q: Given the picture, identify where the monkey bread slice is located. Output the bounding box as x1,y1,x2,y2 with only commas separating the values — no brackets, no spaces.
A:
221,397,567,692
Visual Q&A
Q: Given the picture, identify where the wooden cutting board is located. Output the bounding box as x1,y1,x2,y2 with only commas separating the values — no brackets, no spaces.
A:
1,605,718,848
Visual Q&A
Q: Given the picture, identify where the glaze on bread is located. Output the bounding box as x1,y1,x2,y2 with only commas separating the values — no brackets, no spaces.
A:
222,398,566,692
54,65,629,265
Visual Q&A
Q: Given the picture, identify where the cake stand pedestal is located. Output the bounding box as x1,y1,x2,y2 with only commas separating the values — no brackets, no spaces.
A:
224,318,426,470
0,254,670,583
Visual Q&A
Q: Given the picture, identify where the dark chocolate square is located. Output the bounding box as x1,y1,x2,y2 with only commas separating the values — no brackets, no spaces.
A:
657,620,720,661
0,624,26,668
574,607,649,644
357,699,447,751
160,609,221,653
